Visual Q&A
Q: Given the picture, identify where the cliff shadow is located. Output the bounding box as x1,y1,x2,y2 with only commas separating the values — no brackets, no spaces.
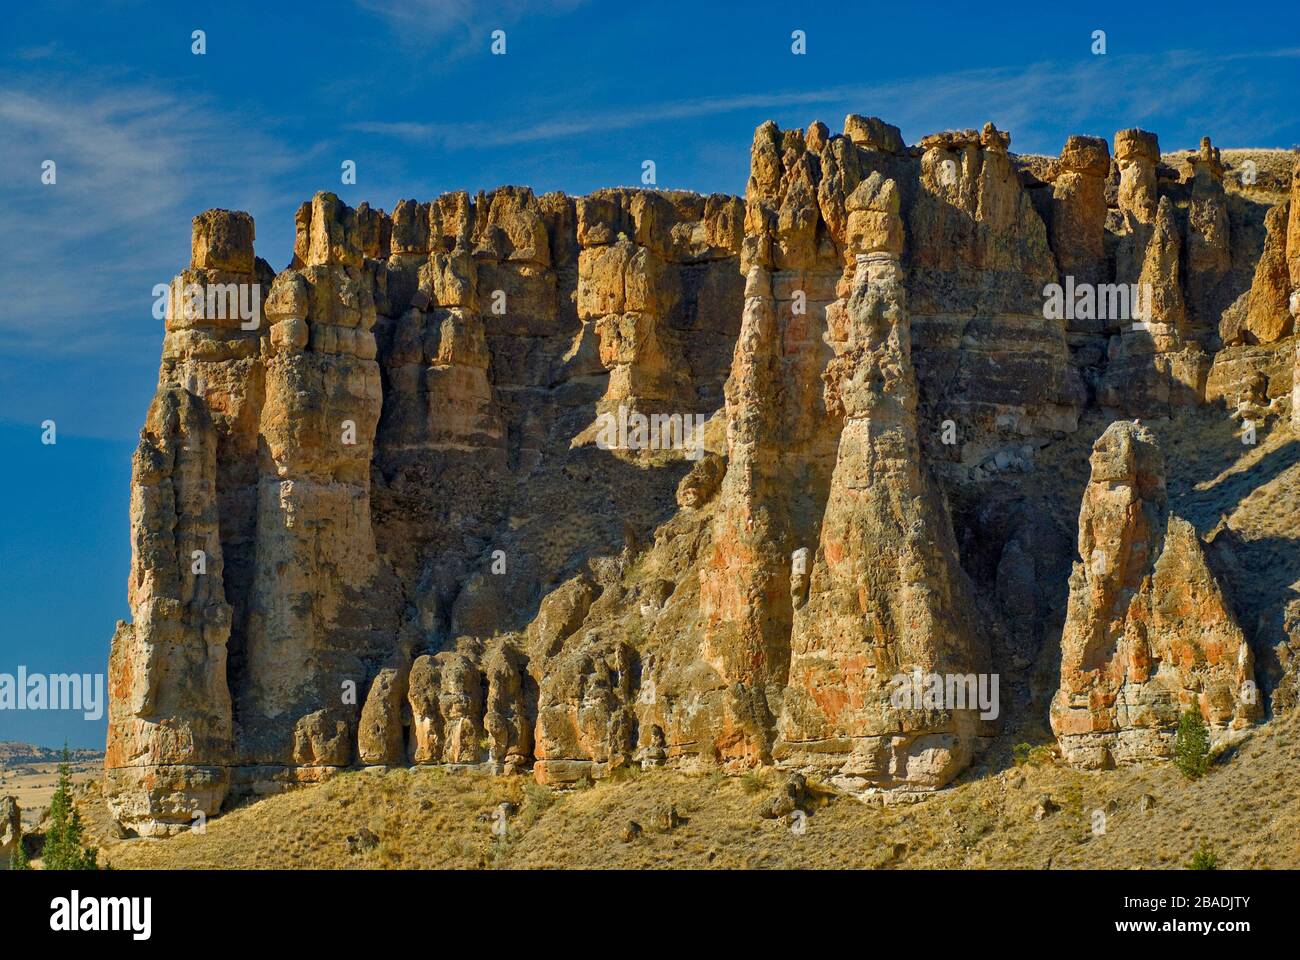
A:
1160,419,1300,711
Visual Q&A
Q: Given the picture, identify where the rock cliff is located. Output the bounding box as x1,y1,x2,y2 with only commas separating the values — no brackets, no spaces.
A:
0,797,19,868
105,116,1300,835
1049,421,1259,767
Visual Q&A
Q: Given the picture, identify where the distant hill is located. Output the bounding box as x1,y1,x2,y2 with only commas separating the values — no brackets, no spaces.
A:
0,742,103,766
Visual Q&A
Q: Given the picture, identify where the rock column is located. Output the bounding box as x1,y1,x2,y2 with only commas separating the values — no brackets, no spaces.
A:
1050,421,1258,767
105,387,233,835
777,173,991,790
237,192,387,780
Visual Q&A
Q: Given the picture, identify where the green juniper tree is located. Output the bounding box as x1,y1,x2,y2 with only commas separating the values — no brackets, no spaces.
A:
1173,708,1211,780
9,831,31,870
1189,840,1218,870
40,746,100,870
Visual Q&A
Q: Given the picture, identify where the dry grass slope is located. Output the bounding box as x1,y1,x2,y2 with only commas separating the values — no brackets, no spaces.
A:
74,710,1300,870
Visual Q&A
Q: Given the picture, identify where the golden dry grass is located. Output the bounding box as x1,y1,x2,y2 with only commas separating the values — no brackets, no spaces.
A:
70,710,1300,870
0,760,99,829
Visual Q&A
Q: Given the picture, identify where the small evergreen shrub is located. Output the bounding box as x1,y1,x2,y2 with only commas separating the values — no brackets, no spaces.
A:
1189,840,1218,870
1174,709,1211,780
39,746,102,870
10,834,31,870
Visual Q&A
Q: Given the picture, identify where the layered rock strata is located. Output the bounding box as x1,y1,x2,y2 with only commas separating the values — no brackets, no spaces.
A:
1050,422,1260,767
776,173,992,789
104,116,1300,834
0,797,21,868
106,386,234,835
910,123,1082,477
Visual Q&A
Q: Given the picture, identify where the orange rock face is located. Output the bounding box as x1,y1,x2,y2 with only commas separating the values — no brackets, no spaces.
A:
105,386,233,836
775,173,992,790
1050,422,1259,768
104,118,1300,834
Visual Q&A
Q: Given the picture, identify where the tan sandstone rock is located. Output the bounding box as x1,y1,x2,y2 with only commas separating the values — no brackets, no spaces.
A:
105,386,233,836
1242,200,1295,344
1288,157,1300,290
1183,138,1232,338
1099,195,1205,414
104,118,1300,831
1114,129,1160,224
357,650,412,765
1052,135,1110,292
533,636,637,783
0,797,20,869
1050,421,1259,768
776,177,992,790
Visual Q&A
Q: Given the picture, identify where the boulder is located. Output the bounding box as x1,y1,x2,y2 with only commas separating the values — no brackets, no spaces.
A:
533,636,637,784
357,651,412,765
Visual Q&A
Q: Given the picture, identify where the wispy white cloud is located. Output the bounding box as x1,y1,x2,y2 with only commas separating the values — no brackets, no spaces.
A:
0,80,301,355
351,46,1300,154
5,41,1296,362
355,0,588,58
12,42,61,61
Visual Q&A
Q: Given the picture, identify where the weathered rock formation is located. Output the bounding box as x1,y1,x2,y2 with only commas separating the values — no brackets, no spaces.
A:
691,119,849,767
1241,200,1294,344
1114,129,1161,225
910,123,1081,475
242,193,393,785
1182,139,1233,340
1050,422,1259,767
104,115,1300,834
777,173,992,790
1287,158,1300,430
1050,136,1110,291
0,797,19,868
106,387,233,836
1098,128,1207,417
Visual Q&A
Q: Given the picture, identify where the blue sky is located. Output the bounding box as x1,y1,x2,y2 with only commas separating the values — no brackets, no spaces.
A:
2,0,1299,747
